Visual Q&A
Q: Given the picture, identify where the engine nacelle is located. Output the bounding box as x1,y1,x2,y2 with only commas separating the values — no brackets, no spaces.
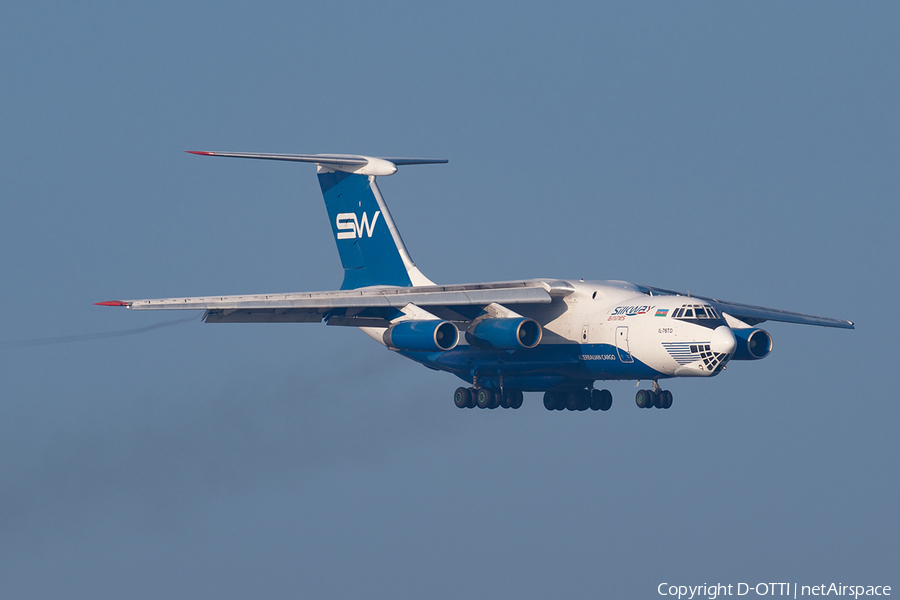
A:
731,328,773,360
383,320,459,352
465,318,542,350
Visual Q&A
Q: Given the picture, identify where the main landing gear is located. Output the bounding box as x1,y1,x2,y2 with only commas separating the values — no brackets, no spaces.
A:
635,382,673,409
454,387,523,409
542,388,613,412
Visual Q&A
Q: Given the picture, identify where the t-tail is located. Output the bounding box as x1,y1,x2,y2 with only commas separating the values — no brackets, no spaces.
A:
186,151,446,289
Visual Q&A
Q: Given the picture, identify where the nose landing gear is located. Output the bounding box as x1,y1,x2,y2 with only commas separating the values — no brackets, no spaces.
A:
635,382,673,409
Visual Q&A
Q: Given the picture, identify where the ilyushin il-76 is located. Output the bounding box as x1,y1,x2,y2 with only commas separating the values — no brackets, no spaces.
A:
97,152,854,412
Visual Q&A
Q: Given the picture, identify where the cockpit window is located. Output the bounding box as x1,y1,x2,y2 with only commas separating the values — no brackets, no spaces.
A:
673,304,721,322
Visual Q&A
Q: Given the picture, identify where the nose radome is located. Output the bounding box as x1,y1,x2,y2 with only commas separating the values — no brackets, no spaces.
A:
711,325,736,356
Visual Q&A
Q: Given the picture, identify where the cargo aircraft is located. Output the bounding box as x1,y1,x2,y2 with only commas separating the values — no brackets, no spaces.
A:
97,152,854,412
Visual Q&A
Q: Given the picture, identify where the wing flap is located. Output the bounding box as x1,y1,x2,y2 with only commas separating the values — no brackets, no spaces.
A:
203,308,323,323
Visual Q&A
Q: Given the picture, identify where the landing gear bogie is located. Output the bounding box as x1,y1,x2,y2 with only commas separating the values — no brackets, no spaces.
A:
456,386,620,413
457,387,524,409
544,388,613,412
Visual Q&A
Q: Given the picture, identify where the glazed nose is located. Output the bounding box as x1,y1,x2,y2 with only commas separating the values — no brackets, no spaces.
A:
711,325,736,356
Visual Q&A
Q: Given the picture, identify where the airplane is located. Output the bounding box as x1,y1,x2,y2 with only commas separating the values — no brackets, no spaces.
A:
97,151,854,412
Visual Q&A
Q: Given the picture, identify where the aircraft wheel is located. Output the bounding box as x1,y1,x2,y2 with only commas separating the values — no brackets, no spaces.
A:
466,388,477,408
650,390,661,409
599,389,613,411
589,389,613,411
543,392,555,411
662,390,673,409
499,390,511,409
577,389,590,411
503,388,522,409
635,389,652,409
554,393,567,411
566,391,580,411
543,391,564,411
454,387,471,408
476,388,494,409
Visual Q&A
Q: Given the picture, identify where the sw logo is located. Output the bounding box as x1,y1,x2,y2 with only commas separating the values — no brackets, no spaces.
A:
336,211,381,240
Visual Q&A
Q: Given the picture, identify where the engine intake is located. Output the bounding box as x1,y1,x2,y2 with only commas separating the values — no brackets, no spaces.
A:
731,328,772,360
466,318,543,350
383,320,459,352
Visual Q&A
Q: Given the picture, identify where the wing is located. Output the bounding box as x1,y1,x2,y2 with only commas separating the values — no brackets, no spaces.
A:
96,280,576,326
642,286,854,329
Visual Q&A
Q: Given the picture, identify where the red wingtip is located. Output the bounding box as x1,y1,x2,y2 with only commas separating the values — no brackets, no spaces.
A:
186,151,215,156
94,301,128,307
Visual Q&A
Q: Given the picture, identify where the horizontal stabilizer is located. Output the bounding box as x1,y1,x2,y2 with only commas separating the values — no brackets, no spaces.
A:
186,151,447,176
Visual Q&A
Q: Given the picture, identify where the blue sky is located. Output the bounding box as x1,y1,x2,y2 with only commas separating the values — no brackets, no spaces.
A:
1,2,897,598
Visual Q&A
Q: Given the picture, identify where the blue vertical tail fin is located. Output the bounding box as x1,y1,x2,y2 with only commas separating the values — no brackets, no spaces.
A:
317,169,429,289
186,152,446,289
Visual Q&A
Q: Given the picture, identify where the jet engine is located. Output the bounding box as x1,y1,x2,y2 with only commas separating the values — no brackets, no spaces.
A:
465,318,543,350
731,328,773,360
383,320,459,352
